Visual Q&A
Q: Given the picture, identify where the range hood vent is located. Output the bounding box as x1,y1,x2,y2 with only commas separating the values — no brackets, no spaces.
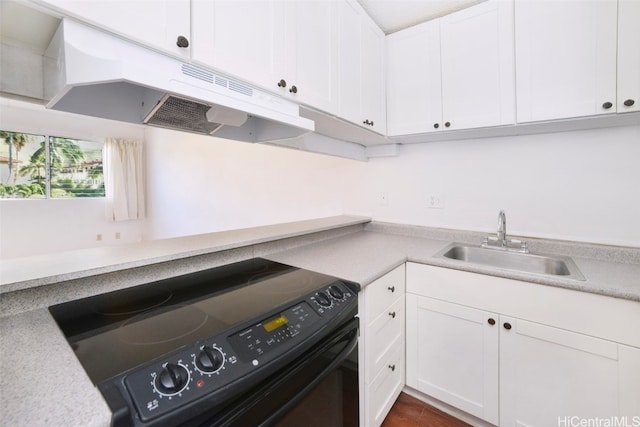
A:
43,19,314,142
144,95,225,135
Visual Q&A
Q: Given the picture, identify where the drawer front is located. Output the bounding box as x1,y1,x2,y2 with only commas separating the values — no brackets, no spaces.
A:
367,346,404,427
366,297,405,381
365,265,405,320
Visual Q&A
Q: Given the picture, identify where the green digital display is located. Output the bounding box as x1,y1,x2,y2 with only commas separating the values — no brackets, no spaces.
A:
263,314,289,332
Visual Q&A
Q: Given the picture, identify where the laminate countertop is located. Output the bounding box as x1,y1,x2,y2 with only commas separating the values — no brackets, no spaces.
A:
1,217,639,426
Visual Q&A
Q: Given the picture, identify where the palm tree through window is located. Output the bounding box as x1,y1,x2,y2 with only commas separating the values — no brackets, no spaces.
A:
0,130,104,199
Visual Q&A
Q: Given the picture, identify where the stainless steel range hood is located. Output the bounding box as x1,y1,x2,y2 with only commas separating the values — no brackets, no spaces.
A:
43,19,314,142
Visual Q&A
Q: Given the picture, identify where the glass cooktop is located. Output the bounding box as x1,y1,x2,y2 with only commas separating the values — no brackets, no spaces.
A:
49,258,342,384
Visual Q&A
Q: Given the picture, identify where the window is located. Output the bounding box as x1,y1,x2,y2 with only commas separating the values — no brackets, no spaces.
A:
0,130,105,199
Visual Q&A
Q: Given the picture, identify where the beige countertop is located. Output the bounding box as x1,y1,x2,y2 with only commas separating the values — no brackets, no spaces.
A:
1,217,639,426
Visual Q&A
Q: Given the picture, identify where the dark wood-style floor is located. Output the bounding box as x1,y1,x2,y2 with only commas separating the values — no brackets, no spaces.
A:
381,393,473,427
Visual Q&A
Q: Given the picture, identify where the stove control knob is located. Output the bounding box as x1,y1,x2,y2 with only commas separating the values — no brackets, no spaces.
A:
196,346,224,373
328,285,344,300
156,363,189,394
316,292,332,307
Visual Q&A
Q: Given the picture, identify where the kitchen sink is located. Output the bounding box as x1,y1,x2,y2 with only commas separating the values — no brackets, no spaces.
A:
435,244,586,281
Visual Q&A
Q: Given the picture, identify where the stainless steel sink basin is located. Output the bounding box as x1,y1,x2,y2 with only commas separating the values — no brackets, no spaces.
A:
435,244,585,281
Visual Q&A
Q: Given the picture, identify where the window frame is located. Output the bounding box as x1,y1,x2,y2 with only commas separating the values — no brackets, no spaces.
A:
0,129,105,200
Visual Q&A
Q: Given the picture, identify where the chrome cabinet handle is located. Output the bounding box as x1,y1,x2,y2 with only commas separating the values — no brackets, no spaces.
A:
387,286,395,293
388,364,396,372
388,311,396,319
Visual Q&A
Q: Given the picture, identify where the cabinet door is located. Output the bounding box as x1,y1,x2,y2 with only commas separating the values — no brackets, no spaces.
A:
338,0,386,134
515,0,618,122
360,17,386,134
337,0,362,127
292,0,339,114
500,316,622,426
440,0,515,130
35,0,190,58
191,0,289,92
618,0,640,113
619,345,640,418
386,20,442,136
406,294,499,425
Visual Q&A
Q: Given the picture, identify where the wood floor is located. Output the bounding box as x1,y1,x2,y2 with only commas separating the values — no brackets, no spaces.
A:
381,392,472,427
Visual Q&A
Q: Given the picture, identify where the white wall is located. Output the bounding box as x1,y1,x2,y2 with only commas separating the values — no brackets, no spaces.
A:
0,98,369,258
367,125,640,247
143,127,368,240
0,98,147,258
3,97,639,259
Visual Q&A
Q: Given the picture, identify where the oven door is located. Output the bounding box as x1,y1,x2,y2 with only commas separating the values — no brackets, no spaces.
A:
190,317,359,427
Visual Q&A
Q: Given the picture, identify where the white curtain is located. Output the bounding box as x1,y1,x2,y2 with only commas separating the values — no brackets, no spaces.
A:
104,138,145,221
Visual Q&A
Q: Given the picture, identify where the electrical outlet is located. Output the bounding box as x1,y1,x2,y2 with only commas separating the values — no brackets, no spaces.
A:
96,233,102,241
427,194,444,209
115,232,121,240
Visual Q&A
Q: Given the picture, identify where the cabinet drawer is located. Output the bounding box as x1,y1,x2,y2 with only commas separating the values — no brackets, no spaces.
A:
367,346,404,427
365,265,405,320
366,297,405,381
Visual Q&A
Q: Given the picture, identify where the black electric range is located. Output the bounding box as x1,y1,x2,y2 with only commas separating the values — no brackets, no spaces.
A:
49,258,360,426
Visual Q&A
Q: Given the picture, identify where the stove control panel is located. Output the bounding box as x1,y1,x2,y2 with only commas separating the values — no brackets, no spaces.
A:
124,338,241,422
228,302,320,361
120,281,356,424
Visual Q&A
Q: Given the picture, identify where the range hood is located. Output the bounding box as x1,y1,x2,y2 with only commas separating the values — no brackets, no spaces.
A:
43,19,314,142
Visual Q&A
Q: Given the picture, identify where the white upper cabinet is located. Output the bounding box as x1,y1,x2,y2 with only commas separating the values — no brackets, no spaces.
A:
33,0,191,58
386,0,515,136
360,16,387,134
337,0,361,128
386,20,442,136
338,0,387,134
191,0,338,115
515,0,618,122
292,1,339,114
191,1,286,94
439,0,515,130
617,0,640,113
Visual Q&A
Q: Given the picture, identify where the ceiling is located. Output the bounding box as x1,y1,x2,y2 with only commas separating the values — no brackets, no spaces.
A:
357,0,485,34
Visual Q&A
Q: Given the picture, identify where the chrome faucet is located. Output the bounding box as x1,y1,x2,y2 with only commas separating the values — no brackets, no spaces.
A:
482,209,529,253
497,210,507,248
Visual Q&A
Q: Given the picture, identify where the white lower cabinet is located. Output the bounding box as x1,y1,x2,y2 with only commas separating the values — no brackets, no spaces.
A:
406,295,499,424
500,317,624,426
367,346,404,427
406,262,640,426
359,265,405,427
